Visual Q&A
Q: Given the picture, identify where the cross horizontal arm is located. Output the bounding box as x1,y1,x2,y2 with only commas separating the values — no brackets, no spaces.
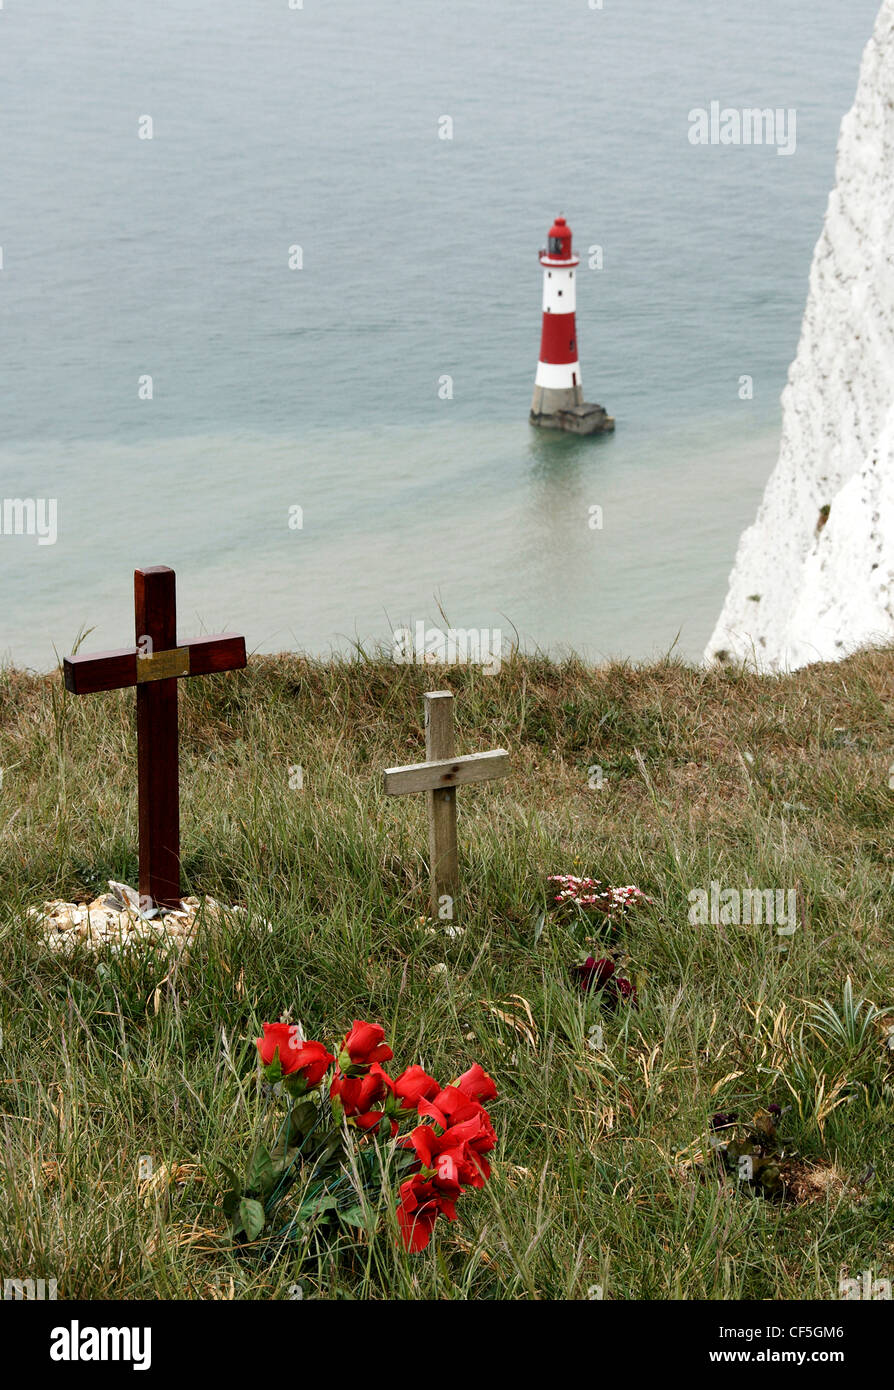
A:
63,634,247,695
383,748,509,796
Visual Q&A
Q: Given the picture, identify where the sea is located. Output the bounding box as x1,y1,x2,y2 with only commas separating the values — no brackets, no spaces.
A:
0,0,881,670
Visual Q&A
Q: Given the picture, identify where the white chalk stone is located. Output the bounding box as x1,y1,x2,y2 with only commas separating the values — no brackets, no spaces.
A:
30,881,243,957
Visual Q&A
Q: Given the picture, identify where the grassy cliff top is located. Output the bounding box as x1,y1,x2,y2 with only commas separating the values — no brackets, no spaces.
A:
0,647,892,1298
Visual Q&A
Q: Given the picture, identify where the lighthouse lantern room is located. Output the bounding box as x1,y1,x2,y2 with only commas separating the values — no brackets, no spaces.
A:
530,215,614,436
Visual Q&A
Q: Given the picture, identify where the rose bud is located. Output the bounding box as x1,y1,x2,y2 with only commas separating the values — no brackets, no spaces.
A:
352,1111,398,1138
338,1020,394,1070
392,1065,440,1110
330,1066,389,1116
256,1024,334,1086
454,1063,497,1104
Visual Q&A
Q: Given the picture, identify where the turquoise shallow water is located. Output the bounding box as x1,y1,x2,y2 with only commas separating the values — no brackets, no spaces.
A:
0,0,880,668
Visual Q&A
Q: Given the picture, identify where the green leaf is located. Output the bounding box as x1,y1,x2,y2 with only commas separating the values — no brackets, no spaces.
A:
263,1052,284,1084
271,1145,302,1178
298,1192,339,1221
337,1205,370,1230
286,1100,318,1140
756,1160,783,1196
219,1162,242,1192
248,1144,275,1195
238,1197,266,1241
222,1189,241,1220
220,1162,244,1221
317,1131,344,1166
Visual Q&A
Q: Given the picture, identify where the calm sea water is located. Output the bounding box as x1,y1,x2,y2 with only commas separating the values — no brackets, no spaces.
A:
0,0,880,669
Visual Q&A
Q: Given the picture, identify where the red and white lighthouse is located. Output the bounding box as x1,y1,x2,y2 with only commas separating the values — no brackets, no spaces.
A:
530,215,613,435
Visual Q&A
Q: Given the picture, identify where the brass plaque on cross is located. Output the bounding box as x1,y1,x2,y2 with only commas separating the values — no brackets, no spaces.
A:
136,646,191,682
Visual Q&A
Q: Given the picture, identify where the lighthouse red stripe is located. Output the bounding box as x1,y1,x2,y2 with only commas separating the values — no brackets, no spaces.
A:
539,311,578,365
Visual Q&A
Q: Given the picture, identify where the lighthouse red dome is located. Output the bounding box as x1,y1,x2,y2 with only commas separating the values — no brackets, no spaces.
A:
546,216,573,260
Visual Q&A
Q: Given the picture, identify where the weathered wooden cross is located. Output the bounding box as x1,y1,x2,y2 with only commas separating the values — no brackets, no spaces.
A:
383,690,509,917
63,566,247,910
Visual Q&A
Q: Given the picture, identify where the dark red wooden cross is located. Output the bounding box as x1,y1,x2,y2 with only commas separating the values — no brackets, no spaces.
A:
63,566,246,910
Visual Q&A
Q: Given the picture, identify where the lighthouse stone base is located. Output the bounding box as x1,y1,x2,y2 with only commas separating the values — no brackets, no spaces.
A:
530,402,615,435
530,384,615,435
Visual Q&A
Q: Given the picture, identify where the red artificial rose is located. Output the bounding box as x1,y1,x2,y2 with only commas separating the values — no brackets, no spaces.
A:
402,1123,453,1175
392,1064,440,1110
396,1174,458,1253
455,1063,497,1104
402,1106,497,1189
330,1067,389,1116
402,1126,482,1190
256,1024,334,1085
450,1126,496,1184
339,1020,394,1068
417,1085,488,1130
439,1112,497,1185
352,1111,398,1138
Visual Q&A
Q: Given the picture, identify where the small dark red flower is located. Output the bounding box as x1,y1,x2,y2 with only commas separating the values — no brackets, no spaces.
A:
574,957,616,993
608,976,638,1008
574,958,637,1008
711,1111,738,1131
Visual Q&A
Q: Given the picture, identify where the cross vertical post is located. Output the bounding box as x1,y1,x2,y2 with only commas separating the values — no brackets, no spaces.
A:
63,565,247,913
383,690,509,919
425,691,458,916
135,566,180,910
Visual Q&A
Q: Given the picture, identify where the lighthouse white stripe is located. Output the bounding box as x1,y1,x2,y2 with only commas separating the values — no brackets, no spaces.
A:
542,267,576,315
535,360,581,389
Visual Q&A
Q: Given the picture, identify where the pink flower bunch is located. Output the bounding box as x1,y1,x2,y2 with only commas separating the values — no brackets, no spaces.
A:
547,874,652,915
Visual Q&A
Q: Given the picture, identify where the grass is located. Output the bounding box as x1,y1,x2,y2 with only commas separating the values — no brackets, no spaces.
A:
0,645,892,1300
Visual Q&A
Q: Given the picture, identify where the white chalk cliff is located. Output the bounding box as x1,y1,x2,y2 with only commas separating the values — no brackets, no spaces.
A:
706,0,894,670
